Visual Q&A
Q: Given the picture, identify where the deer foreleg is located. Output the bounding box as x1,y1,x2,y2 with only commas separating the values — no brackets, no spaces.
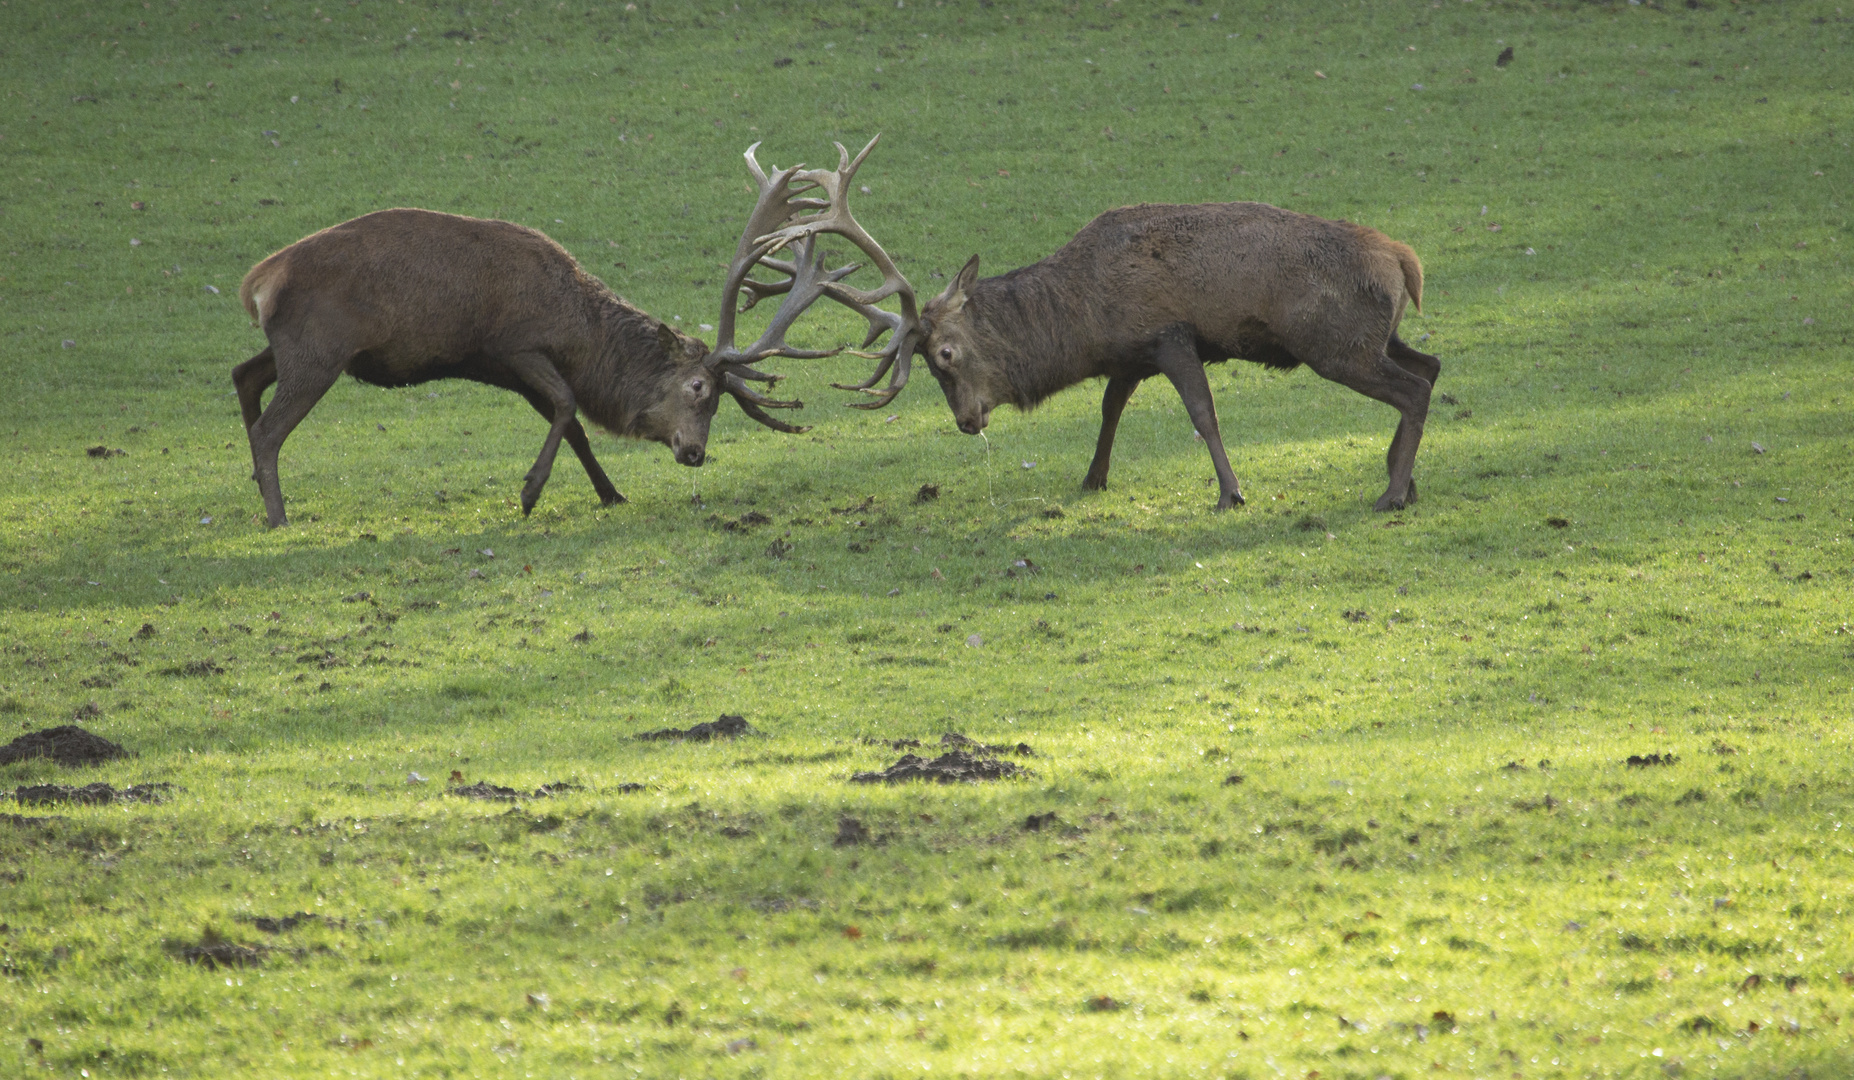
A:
504,353,579,517
1081,374,1144,492
515,388,624,507
1152,329,1244,511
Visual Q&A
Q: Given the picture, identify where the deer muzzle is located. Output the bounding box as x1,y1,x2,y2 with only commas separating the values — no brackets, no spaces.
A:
671,434,707,467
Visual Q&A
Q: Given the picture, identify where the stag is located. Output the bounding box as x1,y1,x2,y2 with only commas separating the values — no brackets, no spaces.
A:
231,140,889,527
823,201,1439,512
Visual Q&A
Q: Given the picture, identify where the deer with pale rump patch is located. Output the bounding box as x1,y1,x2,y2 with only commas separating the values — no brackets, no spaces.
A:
232,139,904,527
821,200,1440,512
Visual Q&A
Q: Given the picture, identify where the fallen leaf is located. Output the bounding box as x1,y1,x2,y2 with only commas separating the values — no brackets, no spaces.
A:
842,925,862,940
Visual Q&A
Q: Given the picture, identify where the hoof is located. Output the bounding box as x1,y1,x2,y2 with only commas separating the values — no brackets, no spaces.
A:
1080,476,1108,492
600,492,628,507
1214,492,1245,511
1373,494,1407,512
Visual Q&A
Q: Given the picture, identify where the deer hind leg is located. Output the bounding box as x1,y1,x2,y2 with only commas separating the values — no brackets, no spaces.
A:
501,352,579,517
1310,346,1432,512
246,342,349,528
1387,333,1441,385
1151,326,1244,510
231,347,277,431
1081,374,1145,492
514,387,624,507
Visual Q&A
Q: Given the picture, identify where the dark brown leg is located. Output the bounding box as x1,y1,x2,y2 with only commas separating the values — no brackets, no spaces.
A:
1081,374,1144,492
513,387,624,507
501,353,581,516
1150,326,1244,510
232,347,277,431
1308,348,1432,511
246,346,347,527
1387,333,1441,385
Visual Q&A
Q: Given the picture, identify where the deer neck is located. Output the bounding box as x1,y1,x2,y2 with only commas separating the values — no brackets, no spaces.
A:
966,268,1104,409
579,294,677,435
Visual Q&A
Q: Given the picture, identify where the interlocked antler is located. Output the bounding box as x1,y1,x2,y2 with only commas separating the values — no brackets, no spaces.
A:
754,135,921,410
702,143,848,433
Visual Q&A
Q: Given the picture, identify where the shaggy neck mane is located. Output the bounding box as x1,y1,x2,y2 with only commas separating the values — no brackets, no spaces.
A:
578,290,678,436
965,264,1102,410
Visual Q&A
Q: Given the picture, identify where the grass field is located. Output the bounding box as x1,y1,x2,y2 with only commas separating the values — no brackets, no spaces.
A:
2,0,1851,1076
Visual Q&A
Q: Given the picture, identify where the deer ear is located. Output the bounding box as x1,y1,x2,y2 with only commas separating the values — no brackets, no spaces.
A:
934,254,980,314
657,322,682,357
953,254,981,295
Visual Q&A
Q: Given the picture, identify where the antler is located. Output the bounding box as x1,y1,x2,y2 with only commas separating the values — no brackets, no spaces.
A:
754,135,921,410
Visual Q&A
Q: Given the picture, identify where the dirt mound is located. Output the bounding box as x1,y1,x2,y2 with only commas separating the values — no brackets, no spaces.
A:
1625,753,1678,768
939,732,1036,756
851,750,1033,785
637,714,753,741
12,782,171,806
0,725,129,768
448,780,578,801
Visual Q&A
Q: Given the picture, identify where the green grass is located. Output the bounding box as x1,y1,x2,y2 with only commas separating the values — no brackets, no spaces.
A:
2,0,1851,1076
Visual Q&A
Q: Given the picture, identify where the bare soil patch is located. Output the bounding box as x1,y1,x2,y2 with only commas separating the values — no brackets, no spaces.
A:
637,714,753,741
0,725,129,768
448,780,580,801
11,782,171,806
852,749,1034,784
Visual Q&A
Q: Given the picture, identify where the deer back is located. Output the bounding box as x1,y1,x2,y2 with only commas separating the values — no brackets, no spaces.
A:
241,209,614,378
1059,202,1419,351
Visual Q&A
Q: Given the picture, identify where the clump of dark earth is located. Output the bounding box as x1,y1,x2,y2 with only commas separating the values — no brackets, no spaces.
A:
86,445,125,458
239,912,341,933
177,940,264,969
1023,811,1062,831
12,782,171,806
615,782,647,793
914,483,940,504
939,732,1036,756
714,509,772,532
833,816,870,846
448,780,578,801
1,813,68,828
637,714,753,741
1626,753,1678,768
1223,773,1245,786
0,725,129,768
851,750,1033,785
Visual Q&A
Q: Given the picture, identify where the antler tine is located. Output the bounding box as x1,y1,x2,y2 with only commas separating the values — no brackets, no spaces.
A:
736,256,798,313
750,134,921,410
710,143,811,361
711,233,853,368
725,374,810,433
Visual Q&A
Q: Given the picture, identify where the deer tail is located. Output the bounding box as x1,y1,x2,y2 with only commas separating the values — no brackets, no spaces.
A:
239,261,285,330
1394,241,1423,314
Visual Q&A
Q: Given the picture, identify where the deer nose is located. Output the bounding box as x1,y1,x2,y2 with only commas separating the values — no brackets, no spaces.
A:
677,445,706,467
957,418,982,435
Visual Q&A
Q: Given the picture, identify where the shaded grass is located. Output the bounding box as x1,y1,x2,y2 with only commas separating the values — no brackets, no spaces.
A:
1,0,1851,1077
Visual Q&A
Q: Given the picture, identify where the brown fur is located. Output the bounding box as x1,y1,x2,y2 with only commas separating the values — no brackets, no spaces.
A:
231,208,721,527
916,202,1441,511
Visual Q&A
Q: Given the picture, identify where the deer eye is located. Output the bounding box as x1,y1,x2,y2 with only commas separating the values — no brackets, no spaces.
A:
938,347,953,361
690,378,705,395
